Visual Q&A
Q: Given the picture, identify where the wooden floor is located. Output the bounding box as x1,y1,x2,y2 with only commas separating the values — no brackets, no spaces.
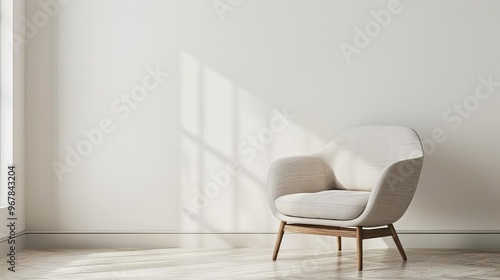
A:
1,248,499,279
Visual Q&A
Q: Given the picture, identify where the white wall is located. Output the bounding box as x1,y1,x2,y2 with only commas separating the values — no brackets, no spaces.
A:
25,0,57,231
26,0,500,248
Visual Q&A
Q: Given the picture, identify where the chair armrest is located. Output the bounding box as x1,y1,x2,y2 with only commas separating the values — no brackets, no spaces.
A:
356,157,424,227
267,155,336,218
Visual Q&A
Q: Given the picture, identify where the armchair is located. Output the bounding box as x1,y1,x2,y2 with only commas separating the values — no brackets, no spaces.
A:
268,126,424,270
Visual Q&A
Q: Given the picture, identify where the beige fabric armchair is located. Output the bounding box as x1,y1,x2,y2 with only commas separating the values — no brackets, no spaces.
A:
268,126,424,271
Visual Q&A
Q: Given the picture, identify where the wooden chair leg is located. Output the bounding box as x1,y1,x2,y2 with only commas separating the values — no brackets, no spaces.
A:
272,221,286,260
356,226,363,271
337,236,342,251
388,224,407,261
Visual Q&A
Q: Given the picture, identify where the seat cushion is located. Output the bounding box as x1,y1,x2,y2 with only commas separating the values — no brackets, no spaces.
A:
275,190,371,220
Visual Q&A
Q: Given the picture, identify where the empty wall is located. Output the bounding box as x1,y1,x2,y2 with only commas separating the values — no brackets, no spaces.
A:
25,0,500,248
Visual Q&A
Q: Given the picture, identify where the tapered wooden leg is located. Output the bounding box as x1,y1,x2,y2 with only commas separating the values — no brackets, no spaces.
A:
337,236,342,251
356,226,363,271
388,224,407,261
272,221,286,260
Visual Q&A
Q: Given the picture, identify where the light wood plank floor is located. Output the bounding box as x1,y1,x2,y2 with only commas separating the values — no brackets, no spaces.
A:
1,248,499,279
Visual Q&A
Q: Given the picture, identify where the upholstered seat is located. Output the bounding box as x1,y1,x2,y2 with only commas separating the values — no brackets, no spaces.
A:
275,190,371,220
268,125,424,271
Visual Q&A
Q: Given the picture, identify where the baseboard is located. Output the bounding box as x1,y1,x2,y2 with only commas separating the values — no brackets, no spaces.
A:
23,232,500,250
0,232,26,258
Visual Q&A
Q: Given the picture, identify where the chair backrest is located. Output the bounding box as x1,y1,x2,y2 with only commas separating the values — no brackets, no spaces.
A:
320,126,423,191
